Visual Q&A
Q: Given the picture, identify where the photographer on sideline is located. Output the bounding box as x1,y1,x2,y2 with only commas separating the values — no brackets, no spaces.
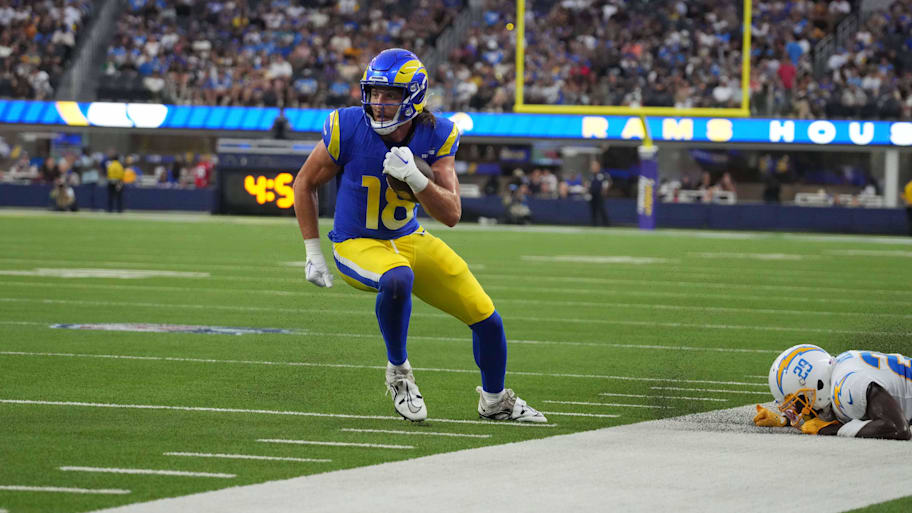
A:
49,178,78,212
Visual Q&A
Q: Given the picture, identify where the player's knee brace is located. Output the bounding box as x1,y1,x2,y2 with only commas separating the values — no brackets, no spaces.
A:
378,266,414,299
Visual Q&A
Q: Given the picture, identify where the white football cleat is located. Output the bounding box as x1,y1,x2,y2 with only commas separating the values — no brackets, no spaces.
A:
476,386,547,423
386,366,427,422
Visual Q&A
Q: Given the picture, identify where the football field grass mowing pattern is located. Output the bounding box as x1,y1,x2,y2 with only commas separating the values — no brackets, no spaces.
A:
1,210,911,513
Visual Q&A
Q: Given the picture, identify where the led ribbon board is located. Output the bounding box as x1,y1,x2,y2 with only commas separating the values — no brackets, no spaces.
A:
1,101,910,147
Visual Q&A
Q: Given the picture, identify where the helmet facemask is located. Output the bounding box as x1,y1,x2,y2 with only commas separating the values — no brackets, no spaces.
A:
778,388,819,427
362,84,409,135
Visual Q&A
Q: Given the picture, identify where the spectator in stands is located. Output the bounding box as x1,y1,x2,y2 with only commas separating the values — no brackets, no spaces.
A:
718,172,736,195
503,182,532,225
0,0,93,100
698,170,713,202
39,157,60,184
762,167,781,204
6,153,38,182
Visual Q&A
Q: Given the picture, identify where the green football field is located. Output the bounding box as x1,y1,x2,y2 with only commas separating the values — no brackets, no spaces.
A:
1,209,910,513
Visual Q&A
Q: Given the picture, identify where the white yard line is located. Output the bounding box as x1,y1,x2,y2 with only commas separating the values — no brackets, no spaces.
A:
539,411,622,418
0,485,130,495
59,467,234,479
477,272,912,297
3,279,904,308
8,279,904,319
543,400,670,409
0,399,557,428
164,453,331,463
0,326,782,355
651,386,770,396
500,297,912,319
0,352,768,387
3,296,903,337
340,428,491,439
485,284,907,307
257,439,413,450
599,392,728,402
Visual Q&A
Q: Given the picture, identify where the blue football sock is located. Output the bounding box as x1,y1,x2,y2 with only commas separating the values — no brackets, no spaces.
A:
470,310,507,393
375,266,414,366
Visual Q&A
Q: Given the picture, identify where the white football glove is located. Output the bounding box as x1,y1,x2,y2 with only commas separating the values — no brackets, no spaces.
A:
303,238,333,288
382,146,429,194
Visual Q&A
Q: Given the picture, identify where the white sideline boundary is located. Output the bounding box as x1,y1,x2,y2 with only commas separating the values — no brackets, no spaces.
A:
88,405,912,513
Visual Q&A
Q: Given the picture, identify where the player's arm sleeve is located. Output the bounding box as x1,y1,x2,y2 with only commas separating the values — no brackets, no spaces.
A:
846,383,912,440
321,109,345,165
427,118,460,164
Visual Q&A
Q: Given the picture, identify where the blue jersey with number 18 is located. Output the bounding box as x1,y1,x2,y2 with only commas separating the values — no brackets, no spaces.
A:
321,107,460,243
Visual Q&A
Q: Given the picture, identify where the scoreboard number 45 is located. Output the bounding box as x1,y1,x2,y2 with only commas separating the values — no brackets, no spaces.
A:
244,173,294,208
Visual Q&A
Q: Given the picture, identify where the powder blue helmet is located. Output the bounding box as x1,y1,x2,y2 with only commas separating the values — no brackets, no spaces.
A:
360,48,428,135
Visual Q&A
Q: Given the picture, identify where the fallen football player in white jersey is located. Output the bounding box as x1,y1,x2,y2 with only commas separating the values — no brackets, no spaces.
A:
754,344,912,440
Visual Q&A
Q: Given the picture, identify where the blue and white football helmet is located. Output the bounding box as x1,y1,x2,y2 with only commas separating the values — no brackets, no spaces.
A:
360,48,428,135
768,344,835,424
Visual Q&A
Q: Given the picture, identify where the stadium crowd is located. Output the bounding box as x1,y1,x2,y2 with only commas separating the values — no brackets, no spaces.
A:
100,0,461,106
438,0,911,119
2,0,911,121
0,0,94,100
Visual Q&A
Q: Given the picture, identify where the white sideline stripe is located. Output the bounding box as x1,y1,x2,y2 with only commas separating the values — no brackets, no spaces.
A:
341,428,491,439
0,399,557,428
258,439,413,450
543,400,670,409
164,452,331,463
0,485,130,495
59,467,234,479
3,279,904,308
651,387,769,396
2,296,910,338
599,392,728,402
540,411,621,418
0,351,768,387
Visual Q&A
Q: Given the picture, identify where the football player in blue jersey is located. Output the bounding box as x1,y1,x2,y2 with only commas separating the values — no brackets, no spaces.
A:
292,48,546,423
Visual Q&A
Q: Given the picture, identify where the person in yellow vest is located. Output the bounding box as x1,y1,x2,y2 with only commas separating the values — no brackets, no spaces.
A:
106,154,125,213
904,177,912,236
